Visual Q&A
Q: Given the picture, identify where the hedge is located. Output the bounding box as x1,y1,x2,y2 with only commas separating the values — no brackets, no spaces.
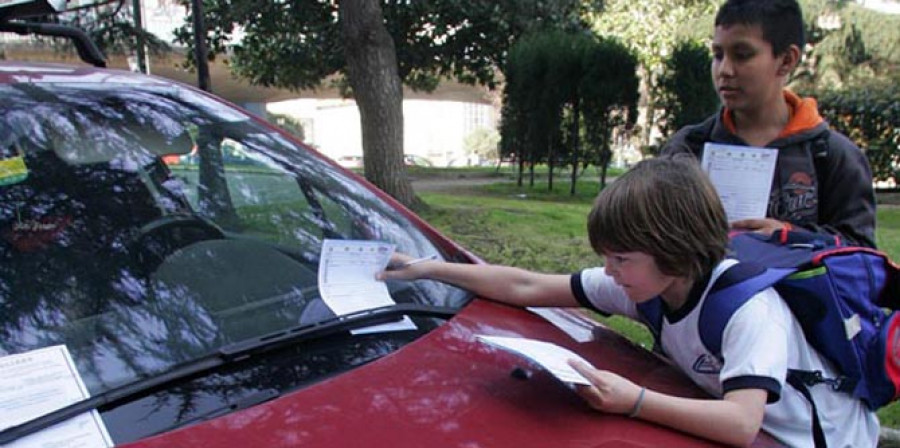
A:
808,82,900,186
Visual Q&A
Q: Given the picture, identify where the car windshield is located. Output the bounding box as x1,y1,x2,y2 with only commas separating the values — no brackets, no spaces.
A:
0,82,470,404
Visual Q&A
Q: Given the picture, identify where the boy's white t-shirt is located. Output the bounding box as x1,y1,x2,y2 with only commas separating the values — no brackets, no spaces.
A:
573,259,880,448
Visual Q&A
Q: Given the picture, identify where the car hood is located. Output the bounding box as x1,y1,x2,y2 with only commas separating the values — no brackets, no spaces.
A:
121,299,776,448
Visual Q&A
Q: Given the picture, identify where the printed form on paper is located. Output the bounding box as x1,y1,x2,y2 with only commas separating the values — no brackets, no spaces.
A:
701,142,778,222
0,345,113,448
475,335,592,385
318,239,416,333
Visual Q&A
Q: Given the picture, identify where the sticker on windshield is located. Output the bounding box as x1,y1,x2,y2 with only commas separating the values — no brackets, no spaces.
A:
0,155,28,186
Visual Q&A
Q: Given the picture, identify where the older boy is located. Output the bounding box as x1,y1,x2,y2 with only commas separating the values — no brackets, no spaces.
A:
661,0,876,248
380,156,879,447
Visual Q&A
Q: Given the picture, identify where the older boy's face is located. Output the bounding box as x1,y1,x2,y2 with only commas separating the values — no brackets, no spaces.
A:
602,251,679,303
711,23,784,115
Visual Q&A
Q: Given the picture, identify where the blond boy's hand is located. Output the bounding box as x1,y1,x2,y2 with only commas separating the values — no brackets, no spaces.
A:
376,253,428,281
568,359,643,415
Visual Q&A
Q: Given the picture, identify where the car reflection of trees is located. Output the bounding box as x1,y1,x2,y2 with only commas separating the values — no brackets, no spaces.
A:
1,87,459,440
0,189,366,440
0,99,293,432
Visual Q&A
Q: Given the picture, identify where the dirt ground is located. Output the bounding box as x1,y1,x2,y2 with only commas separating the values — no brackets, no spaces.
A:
878,190,900,207
409,175,508,192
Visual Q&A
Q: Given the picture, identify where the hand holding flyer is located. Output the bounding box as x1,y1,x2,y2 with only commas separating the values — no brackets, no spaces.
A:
475,335,592,385
318,239,416,333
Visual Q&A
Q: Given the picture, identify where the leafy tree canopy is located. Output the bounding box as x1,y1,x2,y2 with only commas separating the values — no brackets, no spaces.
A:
588,0,718,70
463,128,499,160
502,30,638,190
4,0,170,58
795,0,900,89
656,39,718,139
267,112,306,141
173,0,601,94
67,1,170,56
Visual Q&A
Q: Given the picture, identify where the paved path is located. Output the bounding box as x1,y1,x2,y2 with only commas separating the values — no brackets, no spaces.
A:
409,170,620,194
409,175,511,192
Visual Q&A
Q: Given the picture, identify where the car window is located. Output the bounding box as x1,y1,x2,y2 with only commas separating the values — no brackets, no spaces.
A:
0,82,470,399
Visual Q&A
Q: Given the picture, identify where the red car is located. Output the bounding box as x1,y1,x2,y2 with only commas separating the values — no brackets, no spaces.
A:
0,6,780,448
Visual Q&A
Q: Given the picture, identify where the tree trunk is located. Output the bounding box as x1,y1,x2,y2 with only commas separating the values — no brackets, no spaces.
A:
340,0,420,209
197,128,240,230
638,65,653,151
598,122,611,188
569,98,580,196
547,132,555,192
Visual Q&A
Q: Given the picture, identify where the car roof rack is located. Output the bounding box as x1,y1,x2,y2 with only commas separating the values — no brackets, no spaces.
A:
0,20,107,67
0,0,107,68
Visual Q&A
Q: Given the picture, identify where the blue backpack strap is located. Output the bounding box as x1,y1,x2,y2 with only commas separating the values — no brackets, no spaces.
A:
636,298,665,353
639,262,797,357
699,263,797,356
787,371,829,448
729,232,823,268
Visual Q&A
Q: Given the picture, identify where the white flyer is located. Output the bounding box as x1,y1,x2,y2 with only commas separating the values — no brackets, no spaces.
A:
318,239,416,333
0,345,113,448
700,142,778,222
475,335,592,385
527,307,596,343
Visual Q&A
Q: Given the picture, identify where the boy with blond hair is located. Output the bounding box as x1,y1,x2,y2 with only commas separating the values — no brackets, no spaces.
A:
381,156,878,446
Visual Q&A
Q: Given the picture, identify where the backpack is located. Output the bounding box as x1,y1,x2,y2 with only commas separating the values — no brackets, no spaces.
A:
637,230,900,445
638,231,900,410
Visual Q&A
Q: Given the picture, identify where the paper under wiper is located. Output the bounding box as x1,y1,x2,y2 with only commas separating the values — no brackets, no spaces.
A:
318,239,416,334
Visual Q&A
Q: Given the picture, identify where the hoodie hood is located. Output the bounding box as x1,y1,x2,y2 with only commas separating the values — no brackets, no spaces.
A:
722,89,826,144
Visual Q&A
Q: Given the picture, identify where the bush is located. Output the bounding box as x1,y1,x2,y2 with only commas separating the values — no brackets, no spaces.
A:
807,82,900,185
656,40,719,140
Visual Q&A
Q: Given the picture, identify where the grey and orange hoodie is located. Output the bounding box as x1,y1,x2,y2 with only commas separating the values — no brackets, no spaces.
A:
661,90,876,248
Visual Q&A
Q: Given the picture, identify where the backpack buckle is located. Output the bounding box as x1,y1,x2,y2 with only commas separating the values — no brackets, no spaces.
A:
789,369,848,392
823,376,847,391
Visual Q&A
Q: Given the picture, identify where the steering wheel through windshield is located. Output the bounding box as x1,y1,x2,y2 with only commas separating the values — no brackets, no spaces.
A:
133,214,226,271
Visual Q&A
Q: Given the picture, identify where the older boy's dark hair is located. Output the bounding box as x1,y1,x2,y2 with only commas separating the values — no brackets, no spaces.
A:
715,0,805,56
587,155,728,281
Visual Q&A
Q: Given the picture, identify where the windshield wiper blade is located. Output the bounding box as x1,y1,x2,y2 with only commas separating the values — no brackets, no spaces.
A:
217,303,456,356
0,303,457,445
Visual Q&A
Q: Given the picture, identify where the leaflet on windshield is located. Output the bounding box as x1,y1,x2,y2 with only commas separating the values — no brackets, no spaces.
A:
0,345,113,448
318,239,416,334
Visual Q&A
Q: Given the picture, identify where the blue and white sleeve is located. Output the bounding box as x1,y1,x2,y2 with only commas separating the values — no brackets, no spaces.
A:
719,289,788,403
570,267,639,320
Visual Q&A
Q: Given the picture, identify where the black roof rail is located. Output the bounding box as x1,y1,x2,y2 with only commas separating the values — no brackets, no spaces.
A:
0,0,64,22
1,0,107,68
0,20,107,68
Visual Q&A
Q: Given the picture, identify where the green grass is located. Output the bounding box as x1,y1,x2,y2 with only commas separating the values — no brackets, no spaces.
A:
420,191,597,273
478,178,610,203
876,207,900,427
418,181,900,427
396,163,626,178
877,206,900,252
407,165,509,177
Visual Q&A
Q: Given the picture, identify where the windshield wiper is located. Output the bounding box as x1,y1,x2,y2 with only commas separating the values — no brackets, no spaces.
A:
0,303,457,445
